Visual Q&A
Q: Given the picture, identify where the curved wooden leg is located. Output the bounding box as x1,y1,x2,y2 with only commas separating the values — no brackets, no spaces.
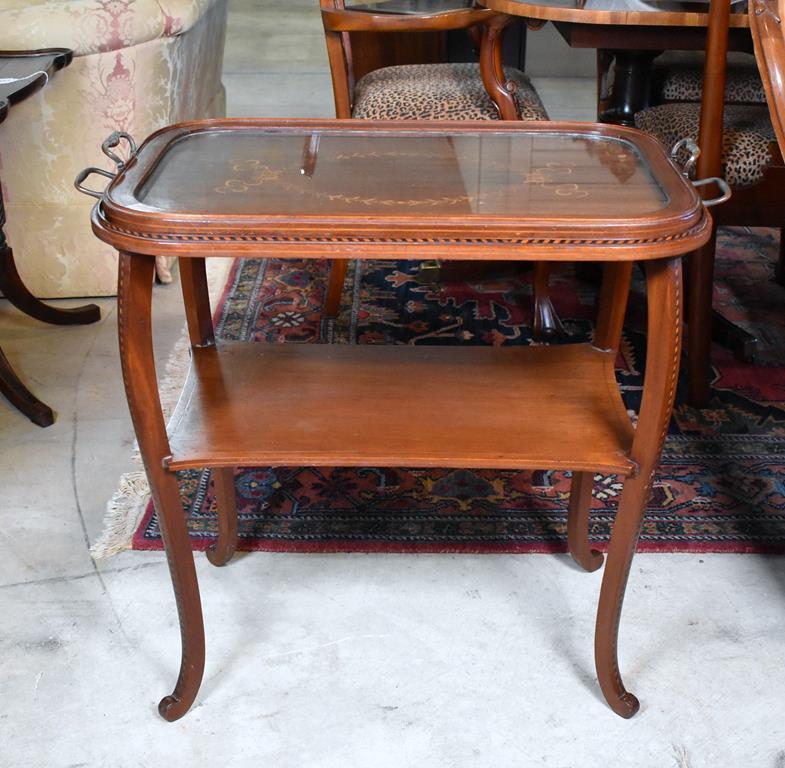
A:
567,471,603,572
479,21,566,342
595,257,682,718
532,262,565,341
775,227,785,287
324,259,348,318
479,14,520,120
0,345,54,427
207,467,238,567
593,262,633,352
179,258,215,348
118,252,204,722
0,243,100,326
565,263,633,572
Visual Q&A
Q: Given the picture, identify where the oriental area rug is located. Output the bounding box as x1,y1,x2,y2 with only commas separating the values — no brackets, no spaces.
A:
99,227,785,557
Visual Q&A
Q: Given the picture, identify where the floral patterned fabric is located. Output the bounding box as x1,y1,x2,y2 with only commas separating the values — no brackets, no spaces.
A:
0,0,227,297
0,0,221,56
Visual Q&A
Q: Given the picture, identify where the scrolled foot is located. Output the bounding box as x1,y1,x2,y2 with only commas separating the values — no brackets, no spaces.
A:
158,694,192,722
608,691,640,719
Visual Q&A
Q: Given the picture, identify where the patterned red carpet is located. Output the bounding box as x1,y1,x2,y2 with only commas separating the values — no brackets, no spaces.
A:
133,227,785,554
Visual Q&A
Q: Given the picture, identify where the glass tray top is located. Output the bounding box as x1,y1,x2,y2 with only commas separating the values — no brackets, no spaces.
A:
130,126,668,219
96,120,709,255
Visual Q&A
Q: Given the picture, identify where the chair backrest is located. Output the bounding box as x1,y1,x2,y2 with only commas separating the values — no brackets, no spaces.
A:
750,0,785,157
319,0,497,117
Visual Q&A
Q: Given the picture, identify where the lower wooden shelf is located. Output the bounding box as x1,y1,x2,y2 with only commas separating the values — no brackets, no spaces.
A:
165,341,635,475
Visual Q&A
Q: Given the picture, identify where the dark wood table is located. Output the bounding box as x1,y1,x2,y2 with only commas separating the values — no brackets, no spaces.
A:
480,0,751,124
80,118,712,721
0,49,100,427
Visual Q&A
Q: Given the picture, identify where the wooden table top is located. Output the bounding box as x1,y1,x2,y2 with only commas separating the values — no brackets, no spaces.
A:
480,0,750,27
91,118,710,260
0,49,72,125
349,0,475,14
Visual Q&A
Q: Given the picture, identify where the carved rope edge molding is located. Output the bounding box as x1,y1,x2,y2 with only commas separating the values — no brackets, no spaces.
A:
102,220,709,248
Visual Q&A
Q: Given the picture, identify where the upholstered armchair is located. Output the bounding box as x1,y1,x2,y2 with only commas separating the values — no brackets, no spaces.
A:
0,0,228,297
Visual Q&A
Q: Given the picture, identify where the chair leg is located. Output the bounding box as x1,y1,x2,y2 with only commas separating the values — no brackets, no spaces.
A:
324,259,348,318
532,262,566,341
775,227,785,288
686,227,717,408
206,467,238,567
567,471,603,572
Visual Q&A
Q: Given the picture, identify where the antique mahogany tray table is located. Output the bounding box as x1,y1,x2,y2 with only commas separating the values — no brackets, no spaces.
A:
78,118,714,721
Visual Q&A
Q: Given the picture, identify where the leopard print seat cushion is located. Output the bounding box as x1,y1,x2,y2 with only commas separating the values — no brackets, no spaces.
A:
635,102,775,188
651,52,766,105
352,62,549,121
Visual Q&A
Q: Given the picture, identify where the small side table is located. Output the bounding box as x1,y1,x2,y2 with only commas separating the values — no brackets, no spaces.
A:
80,119,715,720
0,49,100,427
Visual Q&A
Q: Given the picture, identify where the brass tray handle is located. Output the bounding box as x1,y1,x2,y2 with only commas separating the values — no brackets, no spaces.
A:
74,167,115,199
101,131,138,170
670,137,700,178
692,176,732,208
669,138,732,207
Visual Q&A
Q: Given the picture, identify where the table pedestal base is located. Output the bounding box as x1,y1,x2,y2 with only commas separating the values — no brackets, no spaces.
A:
0,237,100,426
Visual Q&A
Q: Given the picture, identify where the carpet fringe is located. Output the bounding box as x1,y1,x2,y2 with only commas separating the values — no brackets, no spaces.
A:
91,329,192,559
91,260,233,559
89,471,151,558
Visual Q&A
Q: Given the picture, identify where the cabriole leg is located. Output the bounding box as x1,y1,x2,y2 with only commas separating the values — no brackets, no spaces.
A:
595,257,682,718
567,471,603,572
117,252,205,722
179,257,215,347
594,262,632,352
565,263,633,573
207,467,238,567
324,259,348,318
532,263,565,341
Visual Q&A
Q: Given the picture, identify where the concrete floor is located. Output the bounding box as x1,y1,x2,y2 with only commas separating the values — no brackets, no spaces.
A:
1,1,785,765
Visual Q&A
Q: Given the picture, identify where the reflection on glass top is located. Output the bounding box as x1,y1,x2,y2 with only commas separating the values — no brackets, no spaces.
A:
134,129,669,218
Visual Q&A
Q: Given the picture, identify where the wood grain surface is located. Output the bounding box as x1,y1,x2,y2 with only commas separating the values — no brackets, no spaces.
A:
165,342,636,474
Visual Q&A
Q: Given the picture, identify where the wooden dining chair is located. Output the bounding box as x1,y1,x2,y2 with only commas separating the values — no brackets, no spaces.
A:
633,0,785,406
319,0,556,333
